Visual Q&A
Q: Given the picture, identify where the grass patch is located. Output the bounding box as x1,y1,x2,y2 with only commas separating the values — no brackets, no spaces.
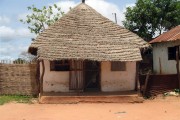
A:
0,95,33,105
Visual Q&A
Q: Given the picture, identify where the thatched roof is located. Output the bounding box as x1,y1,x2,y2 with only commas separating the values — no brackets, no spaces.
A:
28,3,149,61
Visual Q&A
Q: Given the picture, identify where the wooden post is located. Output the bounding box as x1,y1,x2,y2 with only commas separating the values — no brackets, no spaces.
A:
75,60,79,95
40,60,45,96
143,71,151,96
176,46,180,89
99,61,101,91
159,57,162,74
69,60,72,90
36,60,40,94
135,62,139,91
112,13,117,24
83,60,85,92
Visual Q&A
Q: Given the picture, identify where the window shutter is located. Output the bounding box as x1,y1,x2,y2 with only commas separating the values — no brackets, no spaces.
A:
50,60,70,71
111,62,126,71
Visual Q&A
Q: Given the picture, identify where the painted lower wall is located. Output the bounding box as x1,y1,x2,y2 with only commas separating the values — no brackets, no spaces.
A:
153,41,180,74
41,60,70,92
101,62,136,92
40,60,137,92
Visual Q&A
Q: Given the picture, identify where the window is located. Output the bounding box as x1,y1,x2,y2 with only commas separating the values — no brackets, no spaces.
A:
168,47,176,60
50,60,70,71
111,62,126,71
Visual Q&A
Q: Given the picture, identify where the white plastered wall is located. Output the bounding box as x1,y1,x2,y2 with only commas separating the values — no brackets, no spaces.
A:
40,60,137,92
152,41,180,74
101,61,136,92
40,60,70,92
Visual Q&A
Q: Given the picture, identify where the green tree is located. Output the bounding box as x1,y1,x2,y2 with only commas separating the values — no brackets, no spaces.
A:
20,4,64,35
19,51,36,62
123,0,180,41
13,58,27,64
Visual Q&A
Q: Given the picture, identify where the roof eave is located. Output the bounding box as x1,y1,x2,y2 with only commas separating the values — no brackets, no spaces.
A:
149,39,180,44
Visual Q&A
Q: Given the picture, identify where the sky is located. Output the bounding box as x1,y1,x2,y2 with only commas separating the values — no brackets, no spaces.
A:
0,0,136,60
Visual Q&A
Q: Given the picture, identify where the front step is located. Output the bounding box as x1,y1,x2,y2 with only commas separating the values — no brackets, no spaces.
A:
39,95,144,104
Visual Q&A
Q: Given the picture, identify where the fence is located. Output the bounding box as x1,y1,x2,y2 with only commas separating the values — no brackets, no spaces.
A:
0,60,38,95
139,74,179,96
0,59,36,64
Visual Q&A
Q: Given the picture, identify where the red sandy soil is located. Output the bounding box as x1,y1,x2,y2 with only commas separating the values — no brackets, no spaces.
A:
0,96,179,120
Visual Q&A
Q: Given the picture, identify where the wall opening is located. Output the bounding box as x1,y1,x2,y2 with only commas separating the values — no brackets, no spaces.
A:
84,61,100,92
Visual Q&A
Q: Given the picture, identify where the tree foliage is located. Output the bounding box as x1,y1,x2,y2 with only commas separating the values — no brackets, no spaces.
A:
123,0,180,41
19,51,36,62
20,4,64,35
13,58,27,64
13,52,37,63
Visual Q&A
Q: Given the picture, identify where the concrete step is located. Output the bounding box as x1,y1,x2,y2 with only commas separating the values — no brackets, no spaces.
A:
39,95,144,104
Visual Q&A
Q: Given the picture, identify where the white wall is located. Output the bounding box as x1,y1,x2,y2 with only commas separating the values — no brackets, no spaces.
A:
153,41,180,74
40,60,70,92
101,62,136,92
40,60,137,92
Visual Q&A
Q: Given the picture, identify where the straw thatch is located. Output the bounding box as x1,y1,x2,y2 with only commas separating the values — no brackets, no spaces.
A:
29,3,149,61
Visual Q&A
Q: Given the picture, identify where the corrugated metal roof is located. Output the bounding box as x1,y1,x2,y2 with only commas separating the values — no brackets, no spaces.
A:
149,25,180,44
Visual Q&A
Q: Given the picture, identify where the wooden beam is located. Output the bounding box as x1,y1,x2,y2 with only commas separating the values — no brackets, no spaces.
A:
176,46,180,89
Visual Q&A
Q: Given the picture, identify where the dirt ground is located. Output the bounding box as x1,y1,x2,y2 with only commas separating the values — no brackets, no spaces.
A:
0,96,179,120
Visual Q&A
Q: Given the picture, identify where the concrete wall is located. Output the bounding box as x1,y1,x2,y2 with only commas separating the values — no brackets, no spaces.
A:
41,60,69,92
101,62,136,92
152,41,180,74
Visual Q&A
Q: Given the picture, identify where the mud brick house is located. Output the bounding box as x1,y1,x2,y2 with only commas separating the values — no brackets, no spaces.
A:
28,1,149,98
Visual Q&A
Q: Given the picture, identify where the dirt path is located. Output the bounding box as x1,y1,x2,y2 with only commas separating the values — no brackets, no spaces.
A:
0,96,179,120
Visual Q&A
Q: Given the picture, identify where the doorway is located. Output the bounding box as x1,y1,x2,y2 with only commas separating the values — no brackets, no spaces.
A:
84,61,100,92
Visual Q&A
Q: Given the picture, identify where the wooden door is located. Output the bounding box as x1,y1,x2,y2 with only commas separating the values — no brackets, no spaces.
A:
69,60,84,90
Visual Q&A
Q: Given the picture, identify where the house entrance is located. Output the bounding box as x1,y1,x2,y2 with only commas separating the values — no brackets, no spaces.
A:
69,60,100,92
84,61,100,92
